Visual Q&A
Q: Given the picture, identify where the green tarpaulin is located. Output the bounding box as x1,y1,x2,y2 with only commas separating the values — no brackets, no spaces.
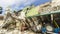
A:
26,7,39,17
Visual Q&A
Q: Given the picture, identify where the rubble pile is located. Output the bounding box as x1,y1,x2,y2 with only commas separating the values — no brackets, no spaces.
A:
0,1,60,34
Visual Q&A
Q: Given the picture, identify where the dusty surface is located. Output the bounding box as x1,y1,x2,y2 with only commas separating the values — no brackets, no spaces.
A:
0,20,36,34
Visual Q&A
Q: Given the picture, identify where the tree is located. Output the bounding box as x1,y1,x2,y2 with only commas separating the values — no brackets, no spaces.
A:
0,6,3,14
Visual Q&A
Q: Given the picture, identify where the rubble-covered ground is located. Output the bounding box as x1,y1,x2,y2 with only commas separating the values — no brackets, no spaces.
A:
0,20,58,34
0,29,37,34
0,19,36,34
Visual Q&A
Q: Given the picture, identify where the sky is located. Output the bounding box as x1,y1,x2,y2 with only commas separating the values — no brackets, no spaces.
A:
0,0,51,15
